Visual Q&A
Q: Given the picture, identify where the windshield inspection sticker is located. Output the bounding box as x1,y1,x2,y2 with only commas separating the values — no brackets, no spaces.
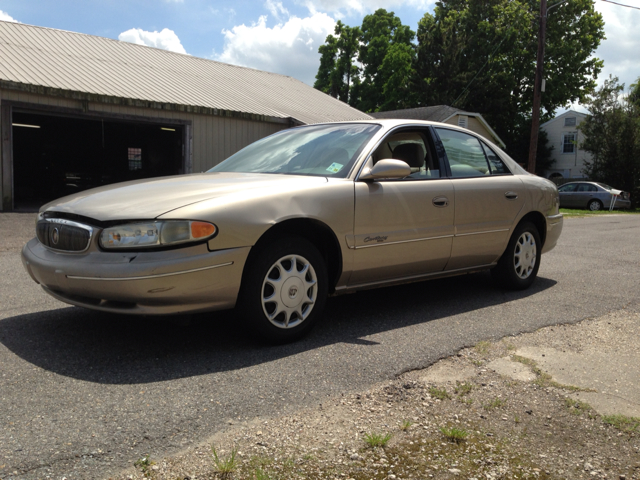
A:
326,162,344,173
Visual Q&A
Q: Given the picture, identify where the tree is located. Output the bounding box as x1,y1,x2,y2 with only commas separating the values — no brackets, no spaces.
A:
630,76,640,108
580,76,640,207
314,21,361,103
414,0,605,167
313,10,415,112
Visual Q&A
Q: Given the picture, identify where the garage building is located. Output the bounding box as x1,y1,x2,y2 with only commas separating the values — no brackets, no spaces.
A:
0,21,371,211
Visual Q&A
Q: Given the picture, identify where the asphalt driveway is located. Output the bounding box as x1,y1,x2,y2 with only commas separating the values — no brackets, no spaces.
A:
1,214,639,479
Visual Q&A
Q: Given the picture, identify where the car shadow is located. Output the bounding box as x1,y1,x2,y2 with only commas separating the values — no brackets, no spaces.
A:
0,272,556,384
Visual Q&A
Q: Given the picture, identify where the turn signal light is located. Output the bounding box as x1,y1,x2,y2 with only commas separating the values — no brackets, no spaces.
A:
191,221,216,239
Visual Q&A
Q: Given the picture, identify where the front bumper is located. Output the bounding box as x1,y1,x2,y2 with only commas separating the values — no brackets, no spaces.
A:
542,213,563,254
22,237,251,315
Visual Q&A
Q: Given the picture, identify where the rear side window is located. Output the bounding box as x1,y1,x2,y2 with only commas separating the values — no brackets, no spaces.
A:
435,128,489,177
558,183,577,192
482,143,510,174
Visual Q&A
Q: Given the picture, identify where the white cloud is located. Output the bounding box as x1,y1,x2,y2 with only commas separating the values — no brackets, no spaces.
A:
303,0,433,15
118,28,187,54
0,10,20,22
593,1,640,90
215,12,336,85
265,0,289,20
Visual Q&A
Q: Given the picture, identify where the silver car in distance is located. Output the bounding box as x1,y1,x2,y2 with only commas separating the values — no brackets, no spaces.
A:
22,120,563,342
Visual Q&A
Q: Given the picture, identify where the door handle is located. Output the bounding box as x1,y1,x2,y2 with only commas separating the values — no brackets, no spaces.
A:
432,196,449,207
505,191,518,200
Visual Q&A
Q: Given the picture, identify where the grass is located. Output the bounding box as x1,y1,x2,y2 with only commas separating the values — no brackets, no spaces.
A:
511,355,595,392
439,426,470,443
560,207,640,217
211,445,239,477
133,455,156,477
602,414,640,433
428,386,451,400
565,398,591,416
454,382,473,396
474,340,492,354
364,432,392,448
400,419,413,431
484,398,507,409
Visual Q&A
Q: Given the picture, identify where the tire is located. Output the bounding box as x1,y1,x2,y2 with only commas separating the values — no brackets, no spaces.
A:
491,222,541,290
237,236,328,343
588,199,603,211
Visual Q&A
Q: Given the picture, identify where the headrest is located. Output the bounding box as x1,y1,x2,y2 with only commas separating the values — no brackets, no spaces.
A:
392,143,424,169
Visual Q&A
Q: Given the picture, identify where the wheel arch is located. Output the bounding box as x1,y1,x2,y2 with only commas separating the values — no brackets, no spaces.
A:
245,218,343,293
516,211,547,249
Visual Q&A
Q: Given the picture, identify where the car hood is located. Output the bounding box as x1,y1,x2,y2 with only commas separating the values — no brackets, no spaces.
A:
41,172,328,221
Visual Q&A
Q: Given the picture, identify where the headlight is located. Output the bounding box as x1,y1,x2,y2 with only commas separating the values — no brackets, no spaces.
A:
99,221,217,250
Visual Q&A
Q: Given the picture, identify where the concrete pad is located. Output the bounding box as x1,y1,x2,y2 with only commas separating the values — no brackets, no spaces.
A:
486,357,536,382
514,346,640,417
420,358,476,384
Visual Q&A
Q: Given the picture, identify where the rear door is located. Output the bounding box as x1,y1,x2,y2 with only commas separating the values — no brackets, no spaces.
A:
432,127,525,270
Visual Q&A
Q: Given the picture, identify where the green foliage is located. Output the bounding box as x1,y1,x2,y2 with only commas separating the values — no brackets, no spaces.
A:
401,419,413,431
580,76,640,207
439,426,469,443
484,398,507,409
602,414,640,433
134,454,156,476
413,0,604,165
314,21,361,103
428,386,451,400
364,431,393,448
314,9,415,112
211,445,239,476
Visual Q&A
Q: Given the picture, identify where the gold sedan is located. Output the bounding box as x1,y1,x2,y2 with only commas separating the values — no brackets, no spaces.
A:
22,120,563,342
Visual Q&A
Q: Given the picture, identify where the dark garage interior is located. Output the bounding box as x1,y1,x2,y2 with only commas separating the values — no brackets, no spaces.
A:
12,111,184,211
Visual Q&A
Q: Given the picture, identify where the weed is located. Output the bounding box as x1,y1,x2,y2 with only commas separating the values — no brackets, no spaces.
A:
401,419,413,431
134,455,155,477
439,426,469,443
460,397,474,405
471,359,484,366
484,398,507,409
565,398,591,415
602,414,640,433
504,342,517,351
364,432,392,448
211,445,239,477
454,382,473,396
254,467,276,480
514,415,521,424
511,355,536,366
475,341,492,354
428,387,451,400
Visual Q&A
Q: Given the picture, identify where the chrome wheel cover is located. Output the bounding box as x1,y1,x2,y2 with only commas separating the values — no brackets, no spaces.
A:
261,254,318,329
589,200,601,211
513,232,537,279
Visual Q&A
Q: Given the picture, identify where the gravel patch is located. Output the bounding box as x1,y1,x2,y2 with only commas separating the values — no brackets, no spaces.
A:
109,310,640,480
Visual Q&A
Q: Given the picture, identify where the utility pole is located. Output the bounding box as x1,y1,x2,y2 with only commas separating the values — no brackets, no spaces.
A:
528,0,547,175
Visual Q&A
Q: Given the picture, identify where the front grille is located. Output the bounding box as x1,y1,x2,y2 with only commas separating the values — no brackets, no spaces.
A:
37,220,92,252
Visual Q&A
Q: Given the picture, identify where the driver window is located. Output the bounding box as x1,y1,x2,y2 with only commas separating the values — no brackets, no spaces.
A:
371,131,441,179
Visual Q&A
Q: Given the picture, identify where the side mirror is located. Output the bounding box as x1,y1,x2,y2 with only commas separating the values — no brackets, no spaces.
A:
359,159,411,181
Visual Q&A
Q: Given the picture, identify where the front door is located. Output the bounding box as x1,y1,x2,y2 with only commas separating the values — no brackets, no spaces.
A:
348,128,455,286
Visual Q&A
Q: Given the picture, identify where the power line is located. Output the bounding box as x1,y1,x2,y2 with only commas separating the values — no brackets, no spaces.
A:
601,0,640,10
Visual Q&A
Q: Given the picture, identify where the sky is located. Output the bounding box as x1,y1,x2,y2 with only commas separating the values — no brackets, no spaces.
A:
0,0,639,113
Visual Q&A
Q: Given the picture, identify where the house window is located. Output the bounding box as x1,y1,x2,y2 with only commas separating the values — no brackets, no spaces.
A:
128,147,142,170
457,115,468,129
564,117,576,127
562,133,576,154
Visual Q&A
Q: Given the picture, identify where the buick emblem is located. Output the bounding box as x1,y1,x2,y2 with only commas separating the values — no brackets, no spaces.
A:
288,286,298,298
51,227,60,245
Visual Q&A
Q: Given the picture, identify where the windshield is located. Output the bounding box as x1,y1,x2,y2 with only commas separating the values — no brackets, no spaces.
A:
208,123,380,178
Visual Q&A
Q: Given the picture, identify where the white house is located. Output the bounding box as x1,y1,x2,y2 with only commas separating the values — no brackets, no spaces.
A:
540,110,592,180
